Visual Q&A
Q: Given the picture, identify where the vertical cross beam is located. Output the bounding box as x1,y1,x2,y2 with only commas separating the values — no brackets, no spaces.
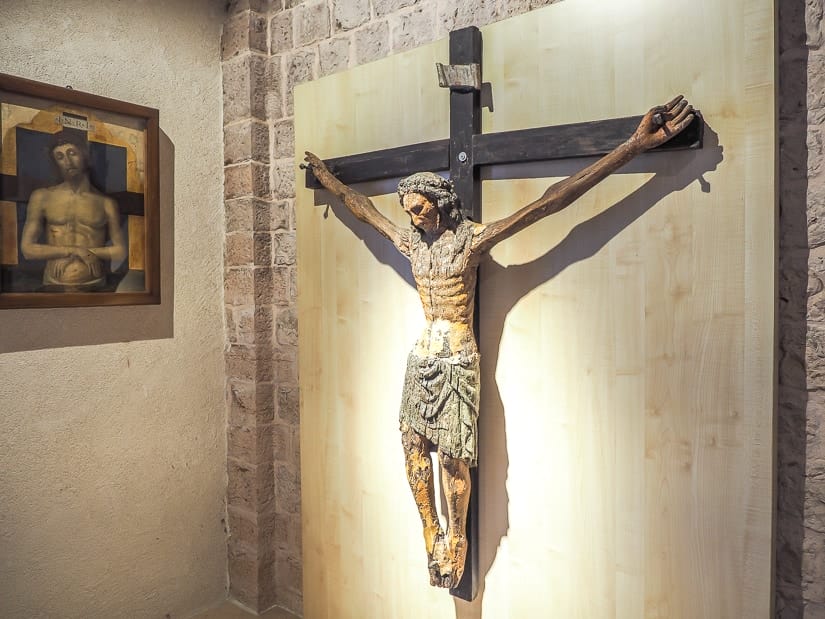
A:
447,25,482,602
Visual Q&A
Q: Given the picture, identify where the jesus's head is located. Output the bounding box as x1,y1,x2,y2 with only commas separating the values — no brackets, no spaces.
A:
397,172,462,233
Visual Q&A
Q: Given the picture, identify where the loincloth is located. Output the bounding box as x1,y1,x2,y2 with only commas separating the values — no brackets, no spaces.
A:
399,352,480,467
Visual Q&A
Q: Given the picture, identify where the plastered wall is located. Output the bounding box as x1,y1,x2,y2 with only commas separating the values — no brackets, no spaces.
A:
0,1,229,617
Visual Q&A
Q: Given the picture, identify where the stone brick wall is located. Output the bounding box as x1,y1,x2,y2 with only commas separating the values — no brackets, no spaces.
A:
222,0,822,616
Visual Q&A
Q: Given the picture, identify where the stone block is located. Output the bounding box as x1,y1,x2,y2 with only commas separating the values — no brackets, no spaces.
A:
332,0,370,31
274,351,298,384
273,231,296,266
255,304,275,346
285,49,317,115
227,379,257,426
226,231,255,266
273,199,295,231
270,9,293,54
436,0,498,37
223,53,268,123
254,232,273,266
273,422,291,461
226,197,257,232
373,0,418,18
254,199,291,232
277,554,302,593
227,506,258,550
225,267,255,306
277,384,299,425
222,12,250,60
258,552,279,611
256,382,277,423
354,20,390,65
272,511,291,550
225,120,270,165
228,459,261,511
254,266,275,305
228,548,259,610
808,322,825,388
808,50,825,114
243,459,276,510
228,424,258,463
807,0,824,48
319,35,352,76
276,307,298,347
271,158,297,200
265,55,284,120
226,305,238,343
222,11,268,59
810,246,825,321
225,162,271,199
499,0,532,19
276,464,301,514
227,0,271,14
289,425,301,463
809,128,825,177
227,422,275,466
272,119,295,159
258,509,280,557
275,553,303,607
256,350,275,384
226,344,258,382
294,0,330,46
235,306,256,345
269,265,294,305
390,5,436,53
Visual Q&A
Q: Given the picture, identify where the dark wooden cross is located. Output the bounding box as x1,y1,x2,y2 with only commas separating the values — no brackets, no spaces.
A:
304,26,702,601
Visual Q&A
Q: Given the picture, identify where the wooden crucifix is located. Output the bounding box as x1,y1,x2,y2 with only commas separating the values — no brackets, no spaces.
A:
302,26,702,602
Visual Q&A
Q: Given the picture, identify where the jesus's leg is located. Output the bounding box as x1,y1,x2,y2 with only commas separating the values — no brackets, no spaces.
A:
401,427,443,585
437,452,471,589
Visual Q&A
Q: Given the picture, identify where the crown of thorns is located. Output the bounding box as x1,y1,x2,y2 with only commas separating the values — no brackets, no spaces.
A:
397,172,459,212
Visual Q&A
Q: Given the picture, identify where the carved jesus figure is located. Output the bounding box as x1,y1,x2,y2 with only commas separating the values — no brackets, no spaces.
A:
304,95,695,589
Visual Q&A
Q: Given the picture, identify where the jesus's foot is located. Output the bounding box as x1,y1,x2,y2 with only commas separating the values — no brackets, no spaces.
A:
428,533,467,588
428,533,448,586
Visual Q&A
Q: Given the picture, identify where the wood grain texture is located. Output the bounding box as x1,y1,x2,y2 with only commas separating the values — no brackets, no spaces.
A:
296,0,775,616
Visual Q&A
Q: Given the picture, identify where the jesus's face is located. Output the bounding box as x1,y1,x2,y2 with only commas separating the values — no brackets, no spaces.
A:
402,192,441,233
52,143,86,181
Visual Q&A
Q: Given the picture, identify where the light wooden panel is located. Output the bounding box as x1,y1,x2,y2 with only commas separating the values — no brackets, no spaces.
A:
295,0,775,617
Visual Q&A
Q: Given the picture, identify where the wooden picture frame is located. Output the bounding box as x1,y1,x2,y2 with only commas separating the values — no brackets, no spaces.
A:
0,73,159,309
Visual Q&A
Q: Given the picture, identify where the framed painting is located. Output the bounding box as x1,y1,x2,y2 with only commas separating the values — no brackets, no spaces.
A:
0,73,159,308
